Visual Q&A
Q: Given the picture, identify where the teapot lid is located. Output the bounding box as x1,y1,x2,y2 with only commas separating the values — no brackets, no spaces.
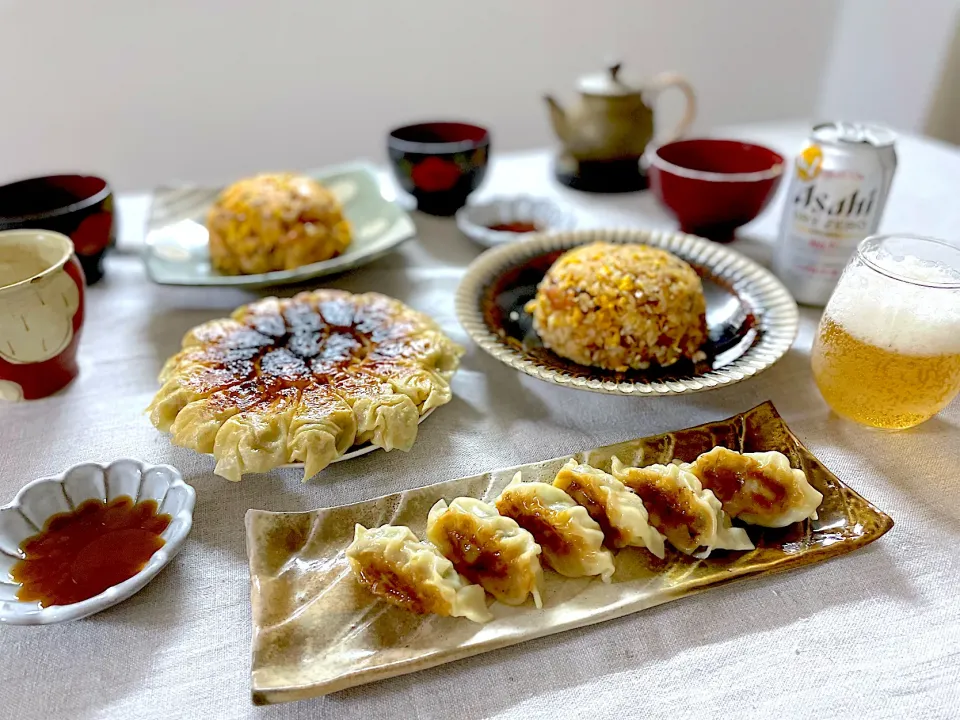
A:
577,63,641,97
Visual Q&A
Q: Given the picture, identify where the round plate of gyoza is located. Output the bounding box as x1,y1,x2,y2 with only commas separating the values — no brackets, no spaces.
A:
148,289,462,481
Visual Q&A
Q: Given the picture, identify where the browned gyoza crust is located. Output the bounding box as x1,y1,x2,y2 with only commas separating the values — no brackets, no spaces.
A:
351,552,455,616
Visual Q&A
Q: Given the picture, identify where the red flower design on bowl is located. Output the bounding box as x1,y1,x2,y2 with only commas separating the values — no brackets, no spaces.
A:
71,211,114,256
410,157,462,192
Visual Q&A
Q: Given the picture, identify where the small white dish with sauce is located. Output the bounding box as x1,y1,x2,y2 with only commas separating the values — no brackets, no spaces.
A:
0,459,195,625
456,196,576,248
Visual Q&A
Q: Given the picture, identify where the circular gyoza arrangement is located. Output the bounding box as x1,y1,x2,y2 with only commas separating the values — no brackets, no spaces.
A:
148,289,463,481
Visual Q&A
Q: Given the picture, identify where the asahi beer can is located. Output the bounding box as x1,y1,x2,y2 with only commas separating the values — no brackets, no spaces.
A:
773,122,897,306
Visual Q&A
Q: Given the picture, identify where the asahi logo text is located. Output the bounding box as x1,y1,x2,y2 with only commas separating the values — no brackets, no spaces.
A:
793,184,877,217
791,183,879,234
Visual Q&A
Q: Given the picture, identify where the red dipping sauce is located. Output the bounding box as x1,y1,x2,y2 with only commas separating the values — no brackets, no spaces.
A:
11,496,172,607
486,221,539,233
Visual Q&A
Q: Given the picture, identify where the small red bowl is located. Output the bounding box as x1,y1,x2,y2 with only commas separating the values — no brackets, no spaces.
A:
647,139,784,243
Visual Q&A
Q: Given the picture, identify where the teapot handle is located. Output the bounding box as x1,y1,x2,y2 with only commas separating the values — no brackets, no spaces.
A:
646,72,697,143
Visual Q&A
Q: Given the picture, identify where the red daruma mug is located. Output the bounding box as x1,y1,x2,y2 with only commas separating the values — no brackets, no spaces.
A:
0,230,85,401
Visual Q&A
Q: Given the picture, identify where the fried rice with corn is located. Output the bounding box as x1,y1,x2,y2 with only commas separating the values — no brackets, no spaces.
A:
525,242,707,371
207,172,351,275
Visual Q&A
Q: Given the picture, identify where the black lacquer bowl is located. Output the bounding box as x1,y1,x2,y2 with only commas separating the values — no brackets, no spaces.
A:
0,174,115,284
387,122,489,216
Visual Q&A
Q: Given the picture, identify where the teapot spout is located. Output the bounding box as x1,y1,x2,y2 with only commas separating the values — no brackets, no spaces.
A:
544,95,570,144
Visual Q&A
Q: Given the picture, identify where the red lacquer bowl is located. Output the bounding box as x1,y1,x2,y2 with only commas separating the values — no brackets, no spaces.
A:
647,139,784,243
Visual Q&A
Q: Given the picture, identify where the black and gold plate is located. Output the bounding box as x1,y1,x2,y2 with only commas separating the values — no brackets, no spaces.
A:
455,228,798,395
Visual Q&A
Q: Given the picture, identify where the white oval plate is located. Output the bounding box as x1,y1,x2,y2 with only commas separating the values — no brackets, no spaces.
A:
143,162,416,289
0,459,195,625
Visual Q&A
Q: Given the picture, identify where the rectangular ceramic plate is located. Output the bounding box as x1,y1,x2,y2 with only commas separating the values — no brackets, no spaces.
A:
143,162,415,288
245,401,893,704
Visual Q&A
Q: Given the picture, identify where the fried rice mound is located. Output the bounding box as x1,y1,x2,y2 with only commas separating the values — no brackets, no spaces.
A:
207,172,351,275
525,242,707,371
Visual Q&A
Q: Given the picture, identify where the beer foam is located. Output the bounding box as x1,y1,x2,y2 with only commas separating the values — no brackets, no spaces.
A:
824,254,960,355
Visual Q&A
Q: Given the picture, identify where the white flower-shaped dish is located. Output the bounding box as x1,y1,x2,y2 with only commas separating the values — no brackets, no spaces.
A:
456,196,576,248
0,459,195,625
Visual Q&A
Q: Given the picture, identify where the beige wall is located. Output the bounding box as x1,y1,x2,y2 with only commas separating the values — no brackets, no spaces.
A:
5,0,958,190
925,16,960,145
0,0,838,191
816,0,959,130
816,0,960,146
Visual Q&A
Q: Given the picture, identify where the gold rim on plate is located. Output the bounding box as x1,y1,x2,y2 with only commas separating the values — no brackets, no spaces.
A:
454,228,799,396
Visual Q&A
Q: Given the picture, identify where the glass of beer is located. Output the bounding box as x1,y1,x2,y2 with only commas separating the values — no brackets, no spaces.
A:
811,234,960,429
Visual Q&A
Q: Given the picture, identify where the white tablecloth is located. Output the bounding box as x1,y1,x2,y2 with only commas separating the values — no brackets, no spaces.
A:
2,122,959,720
